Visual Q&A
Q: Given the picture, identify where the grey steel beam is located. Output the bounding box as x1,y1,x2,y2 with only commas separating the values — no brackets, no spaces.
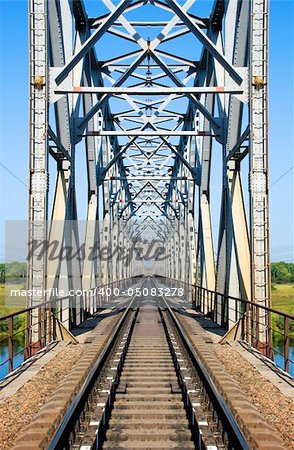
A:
55,0,134,85
48,126,71,161
249,0,271,335
105,177,192,181
77,51,148,131
89,0,146,27
28,0,48,316
55,86,243,95
226,126,249,161
82,131,217,137
164,0,243,85
91,20,207,28
215,0,251,318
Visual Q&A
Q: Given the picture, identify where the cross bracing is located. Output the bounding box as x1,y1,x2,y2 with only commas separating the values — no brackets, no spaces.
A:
28,0,270,344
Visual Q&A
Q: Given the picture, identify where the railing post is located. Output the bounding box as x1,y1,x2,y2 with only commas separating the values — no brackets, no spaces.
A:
8,316,13,373
251,303,254,347
235,298,238,323
25,310,31,360
59,298,62,325
38,307,42,349
245,302,250,343
284,316,289,373
48,306,52,344
52,305,57,341
213,292,216,322
223,294,228,329
226,295,229,329
266,308,273,360
43,305,47,346
255,306,260,350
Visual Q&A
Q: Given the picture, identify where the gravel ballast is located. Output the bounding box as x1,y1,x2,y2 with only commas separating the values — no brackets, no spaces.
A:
0,344,83,449
214,343,294,447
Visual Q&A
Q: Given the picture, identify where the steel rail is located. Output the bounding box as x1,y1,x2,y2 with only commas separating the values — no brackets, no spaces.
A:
159,307,206,448
160,293,250,450
92,307,140,448
47,280,146,450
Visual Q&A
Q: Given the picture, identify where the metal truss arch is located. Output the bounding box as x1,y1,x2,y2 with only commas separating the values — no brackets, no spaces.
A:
28,0,270,346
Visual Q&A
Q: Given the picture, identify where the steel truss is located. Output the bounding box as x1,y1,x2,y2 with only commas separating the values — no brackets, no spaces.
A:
28,0,270,343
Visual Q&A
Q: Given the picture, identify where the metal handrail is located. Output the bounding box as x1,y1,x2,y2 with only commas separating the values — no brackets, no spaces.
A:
0,277,134,320
0,277,137,379
159,276,294,375
160,276,294,319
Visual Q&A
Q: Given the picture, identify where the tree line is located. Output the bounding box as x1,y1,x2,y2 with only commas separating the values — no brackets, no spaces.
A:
0,262,27,283
1,261,294,284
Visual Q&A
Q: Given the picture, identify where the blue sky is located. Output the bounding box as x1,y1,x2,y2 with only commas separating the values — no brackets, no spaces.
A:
0,0,293,263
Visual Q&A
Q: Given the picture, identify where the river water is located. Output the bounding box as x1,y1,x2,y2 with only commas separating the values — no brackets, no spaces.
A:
273,346,294,375
0,344,24,380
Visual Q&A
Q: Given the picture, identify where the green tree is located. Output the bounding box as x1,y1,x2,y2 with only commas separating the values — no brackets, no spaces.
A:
0,264,5,283
5,262,27,279
271,262,294,284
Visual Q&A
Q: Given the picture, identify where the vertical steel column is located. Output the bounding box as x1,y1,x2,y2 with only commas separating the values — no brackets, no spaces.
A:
250,0,270,345
28,0,48,343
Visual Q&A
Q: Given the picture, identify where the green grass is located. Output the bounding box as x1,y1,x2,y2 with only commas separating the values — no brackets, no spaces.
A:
0,282,27,341
271,284,294,347
271,283,294,315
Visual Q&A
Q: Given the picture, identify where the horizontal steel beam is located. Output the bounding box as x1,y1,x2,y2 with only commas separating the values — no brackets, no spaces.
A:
119,200,168,204
55,86,243,95
82,131,217,137
105,177,193,181
106,64,190,69
94,21,188,27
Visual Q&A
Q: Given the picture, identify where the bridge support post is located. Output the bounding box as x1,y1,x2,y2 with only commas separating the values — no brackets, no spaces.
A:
27,0,48,347
249,0,270,347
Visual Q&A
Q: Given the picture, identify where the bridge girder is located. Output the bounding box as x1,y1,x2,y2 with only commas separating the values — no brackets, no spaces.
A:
28,0,270,344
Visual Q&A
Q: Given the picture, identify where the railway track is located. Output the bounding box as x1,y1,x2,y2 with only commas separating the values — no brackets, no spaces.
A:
48,279,249,450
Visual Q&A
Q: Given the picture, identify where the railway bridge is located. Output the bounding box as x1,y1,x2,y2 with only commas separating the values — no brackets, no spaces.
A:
0,0,293,449
27,0,270,345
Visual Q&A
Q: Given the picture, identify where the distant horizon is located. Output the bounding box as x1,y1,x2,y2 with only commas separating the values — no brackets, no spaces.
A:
1,259,294,266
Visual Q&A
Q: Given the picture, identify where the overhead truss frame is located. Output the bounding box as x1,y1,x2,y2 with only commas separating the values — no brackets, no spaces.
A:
28,0,270,345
